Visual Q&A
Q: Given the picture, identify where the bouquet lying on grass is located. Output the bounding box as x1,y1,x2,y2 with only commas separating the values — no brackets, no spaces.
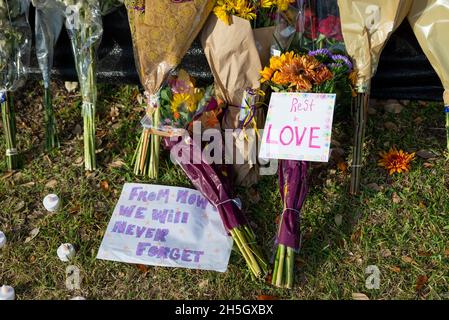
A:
0,0,31,170
260,49,354,288
161,71,268,279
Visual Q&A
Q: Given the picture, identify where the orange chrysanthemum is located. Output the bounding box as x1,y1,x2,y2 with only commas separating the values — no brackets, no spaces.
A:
274,55,323,91
378,147,415,175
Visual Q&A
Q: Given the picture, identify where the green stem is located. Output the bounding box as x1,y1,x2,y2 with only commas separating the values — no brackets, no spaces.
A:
275,244,285,287
446,108,449,152
44,86,60,151
1,92,19,170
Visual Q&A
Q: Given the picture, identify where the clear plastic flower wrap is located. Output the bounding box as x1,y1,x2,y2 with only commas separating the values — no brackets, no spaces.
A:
272,0,344,53
0,0,32,92
33,0,64,150
56,0,103,170
0,0,32,170
338,0,449,193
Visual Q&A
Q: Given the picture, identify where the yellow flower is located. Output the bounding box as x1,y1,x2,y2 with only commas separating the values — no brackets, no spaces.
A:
260,67,274,83
235,0,256,21
378,147,415,175
171,93,194,114
276,0,294,11
260,0,275,9
214,4,232,25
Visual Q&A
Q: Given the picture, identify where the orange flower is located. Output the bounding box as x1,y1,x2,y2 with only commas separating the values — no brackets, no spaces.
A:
174,112,180,120
314,65,333,84
378,147,415,175
260,67,274,83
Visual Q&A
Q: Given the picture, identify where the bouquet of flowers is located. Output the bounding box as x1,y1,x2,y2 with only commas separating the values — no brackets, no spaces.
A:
162,80,268,279
56,0,103,171
339,0,449,194
261,49,354,288
0,0,31,170
140,69,214,137
201,0,294,187
126,0,213,179
33,0,64,151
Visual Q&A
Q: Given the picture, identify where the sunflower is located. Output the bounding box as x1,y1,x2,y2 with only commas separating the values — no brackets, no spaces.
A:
378,147,415,175
213,3,232,25
235,0,256,21
171,93,194,115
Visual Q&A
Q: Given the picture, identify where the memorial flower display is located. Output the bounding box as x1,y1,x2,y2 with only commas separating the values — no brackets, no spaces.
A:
126,0,213,179
0,0,31,170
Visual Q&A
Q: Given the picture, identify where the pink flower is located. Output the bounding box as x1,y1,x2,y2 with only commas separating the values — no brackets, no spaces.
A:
318,16,343,41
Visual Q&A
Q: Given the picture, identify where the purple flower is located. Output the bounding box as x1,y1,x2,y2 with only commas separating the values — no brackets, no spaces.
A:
308,49,332,57
331,54,353,70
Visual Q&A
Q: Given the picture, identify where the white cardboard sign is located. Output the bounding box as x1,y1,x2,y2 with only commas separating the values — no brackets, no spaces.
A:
97,183,233,272
259,92,336,162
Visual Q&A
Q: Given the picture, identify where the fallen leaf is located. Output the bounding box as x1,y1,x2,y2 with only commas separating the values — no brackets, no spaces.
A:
334,214,343,226
257,295,278,300
14,200,25,212
384,122,399,131
74,157,83,166
388,266,401,273
418,250,432,257
401,255,415,264
351,229,361,243
100,180,110,192
352,292,369,300
108,159,126,169
392,192,401,204
381,249,392,258
65,81,78,93
136,264,149,274
68,205,80,215
337,162,348,172
45,179,58,189
136,94,144,105
29,255,36,263
423,162,434,168
416,150,437,159
1,171,14,180
384,102,404,114
24,228,40,243
415,275,428,292
20,182,35,187
198,279,209,289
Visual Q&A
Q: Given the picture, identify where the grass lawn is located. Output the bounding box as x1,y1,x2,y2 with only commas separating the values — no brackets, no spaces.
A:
1,80,449,300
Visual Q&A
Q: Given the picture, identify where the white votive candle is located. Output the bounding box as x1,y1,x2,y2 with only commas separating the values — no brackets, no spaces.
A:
0,231,6,249
0,285,15,300
57,243,76,262
43,194,61,212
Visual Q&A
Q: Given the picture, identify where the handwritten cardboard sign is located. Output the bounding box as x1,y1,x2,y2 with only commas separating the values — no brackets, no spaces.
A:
97,183,233,272
259,92,336,162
